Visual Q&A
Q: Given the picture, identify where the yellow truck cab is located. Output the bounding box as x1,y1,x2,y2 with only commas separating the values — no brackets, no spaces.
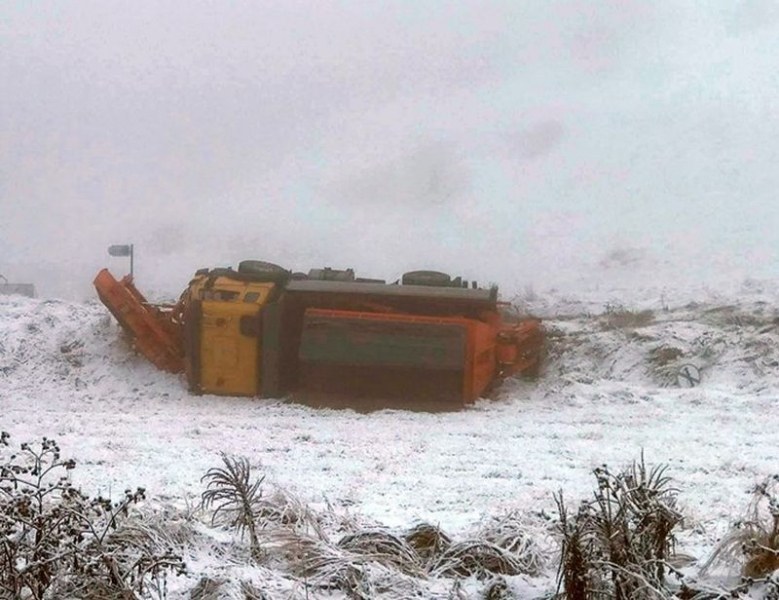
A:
183,262,286,397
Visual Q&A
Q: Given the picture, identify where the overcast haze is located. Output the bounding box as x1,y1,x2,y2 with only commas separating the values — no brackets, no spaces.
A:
2,1,779,299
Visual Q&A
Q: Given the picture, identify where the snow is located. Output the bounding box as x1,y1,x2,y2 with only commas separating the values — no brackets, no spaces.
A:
2,278,779,597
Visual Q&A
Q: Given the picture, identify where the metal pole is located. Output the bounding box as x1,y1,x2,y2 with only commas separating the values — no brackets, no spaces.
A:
130,244,134,279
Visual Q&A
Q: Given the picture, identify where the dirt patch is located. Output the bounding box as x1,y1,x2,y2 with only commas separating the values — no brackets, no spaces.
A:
599,308,655,330
649,345,684,367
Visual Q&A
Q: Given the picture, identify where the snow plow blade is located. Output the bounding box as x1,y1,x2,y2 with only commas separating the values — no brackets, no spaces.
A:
93,269,183,373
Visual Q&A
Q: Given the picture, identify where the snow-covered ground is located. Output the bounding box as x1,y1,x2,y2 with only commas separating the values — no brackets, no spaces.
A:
2,278,779,597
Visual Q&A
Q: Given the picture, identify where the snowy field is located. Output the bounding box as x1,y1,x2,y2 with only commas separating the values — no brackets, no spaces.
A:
2,278,779,598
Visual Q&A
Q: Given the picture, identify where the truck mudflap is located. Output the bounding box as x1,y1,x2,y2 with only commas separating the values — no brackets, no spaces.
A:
93,269,184,373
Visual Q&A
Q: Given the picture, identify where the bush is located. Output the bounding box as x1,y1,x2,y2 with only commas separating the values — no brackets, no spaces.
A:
555,455,683,599
705,475,779,579
0,433,184,599
600,303,655,330
201,454,265,561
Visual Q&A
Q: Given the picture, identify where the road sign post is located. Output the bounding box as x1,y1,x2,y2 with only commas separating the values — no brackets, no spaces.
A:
108,244,134,278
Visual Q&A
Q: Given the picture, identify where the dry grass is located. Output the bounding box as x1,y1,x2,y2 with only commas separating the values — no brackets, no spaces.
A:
555,455,683,599
703,475,779,578
189,576,225,600
264,528,429,599
429,540,528,577
266,527,426,581
192,456,736,598
476,510,548,576
259,500,547,597
700,304,778,329
239,579,271,599
337,529,424,576
201,454,265,560
404,522,451,566
119,503,203,550
255,486,324,537
264,528,340,579
648,346,684,368
600,306,655,330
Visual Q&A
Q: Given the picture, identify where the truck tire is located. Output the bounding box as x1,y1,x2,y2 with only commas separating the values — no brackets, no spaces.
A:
401,270,451,287
237,260,290,284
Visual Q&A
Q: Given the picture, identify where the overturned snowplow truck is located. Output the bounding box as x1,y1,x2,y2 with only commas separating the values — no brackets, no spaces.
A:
94,261,543,404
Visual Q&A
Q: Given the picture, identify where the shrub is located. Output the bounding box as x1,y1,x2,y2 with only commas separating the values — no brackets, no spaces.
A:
555,455,683,599
705,475,779,579
600,303,655,330
404,522,451,567
0,433,184,599
201,454,265,561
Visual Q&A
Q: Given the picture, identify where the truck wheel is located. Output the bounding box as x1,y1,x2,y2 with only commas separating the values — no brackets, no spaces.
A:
238,260,286,274
401,270,451,287
238,260,290,284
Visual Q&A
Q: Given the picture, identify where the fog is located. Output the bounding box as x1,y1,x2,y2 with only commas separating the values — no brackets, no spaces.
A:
2,2,778,299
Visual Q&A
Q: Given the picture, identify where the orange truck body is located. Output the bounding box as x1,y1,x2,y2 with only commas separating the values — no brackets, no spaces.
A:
94,263,543,405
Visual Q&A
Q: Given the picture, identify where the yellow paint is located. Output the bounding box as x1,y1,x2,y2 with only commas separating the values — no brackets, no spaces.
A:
191,276,277,396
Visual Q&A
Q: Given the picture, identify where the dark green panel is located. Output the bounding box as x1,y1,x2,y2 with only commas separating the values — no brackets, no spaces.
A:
298,314,466,370
184,300,202,393
261,302,282,397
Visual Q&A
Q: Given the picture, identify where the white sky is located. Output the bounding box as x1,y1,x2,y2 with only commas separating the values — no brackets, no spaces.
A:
2,1,778,298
